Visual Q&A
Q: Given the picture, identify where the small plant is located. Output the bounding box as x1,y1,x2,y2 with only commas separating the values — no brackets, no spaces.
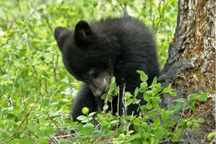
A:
111,70,209,143
65,71,210,144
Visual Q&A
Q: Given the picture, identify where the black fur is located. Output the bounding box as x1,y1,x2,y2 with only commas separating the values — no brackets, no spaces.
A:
54,17,159,125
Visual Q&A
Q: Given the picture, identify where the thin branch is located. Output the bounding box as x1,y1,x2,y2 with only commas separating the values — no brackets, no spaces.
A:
13,104,35,136
17,0,24,19
47,112,64,135
27,0,44,21
117,0,128,16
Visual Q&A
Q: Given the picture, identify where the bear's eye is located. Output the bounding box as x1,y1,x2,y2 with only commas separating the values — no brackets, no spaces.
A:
87,70,97,79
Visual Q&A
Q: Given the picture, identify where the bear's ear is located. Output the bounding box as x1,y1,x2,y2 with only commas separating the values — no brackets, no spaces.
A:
74,20,93,42
54,27,67,41
54,27,71,51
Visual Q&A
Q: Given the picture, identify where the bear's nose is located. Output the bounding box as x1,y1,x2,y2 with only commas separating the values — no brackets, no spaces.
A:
94,89,102,97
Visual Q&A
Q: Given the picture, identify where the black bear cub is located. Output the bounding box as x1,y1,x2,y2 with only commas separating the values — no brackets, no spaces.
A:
54,17,159,125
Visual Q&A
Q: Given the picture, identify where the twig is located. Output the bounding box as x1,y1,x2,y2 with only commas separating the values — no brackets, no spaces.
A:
17,0,24,19
13,103,35,136
122,84,129,131
41,12,53,32
195,109,211,119
49,135,60,144
173,96,191,133
47,112,64,135
27,0,44,21
158,138,185,144
117,86,120,128
117,0,128,16
127,111,134,130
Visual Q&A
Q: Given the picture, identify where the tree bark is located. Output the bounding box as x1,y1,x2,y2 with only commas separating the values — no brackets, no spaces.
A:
159,0,216,143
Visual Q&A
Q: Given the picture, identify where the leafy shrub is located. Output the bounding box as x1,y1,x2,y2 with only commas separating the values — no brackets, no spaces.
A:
61,71,209,144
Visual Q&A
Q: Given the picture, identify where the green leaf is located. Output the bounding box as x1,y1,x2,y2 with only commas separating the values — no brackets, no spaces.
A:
91,131,103,138
193,123,199,130
162,83,172,93
154,118,160,127
75,134,87,140
187,121,193,127
156,83,163,92
152,77,157,86
101,93,107,99
126,99,133,106
151,110,156,117
103,105,109,110
205,88,212,93
139,82,148,92
27,125,39,133
83,123,94,134
104,130,115,138
134,87,139,97
152,102,159,108
197,117,204,123
154,128,164,139
146,103,152,110
176,98,187,103
100,120,108,126
143,132,151,140
1,131,8,139
169,92,177,96
21,139,35,144
7,139,20,144
77,115,87,121
152,88,158,96
162,87,169,93
110,120,119,125
39,127,55,137
177,128,182,134
77,124,84,133
169,104,175,110
208,131,216,140
89,112,96,117
198,92,207,101
60,142,68,144
37,139,49,144
144,94,150,102
137,70,148,82
152,97,160,102
167,121,176,126
110,76,116,84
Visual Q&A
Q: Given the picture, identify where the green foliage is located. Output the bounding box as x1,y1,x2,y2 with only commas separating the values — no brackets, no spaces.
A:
208,131,216,141
64,71,209,143
0,0,178,143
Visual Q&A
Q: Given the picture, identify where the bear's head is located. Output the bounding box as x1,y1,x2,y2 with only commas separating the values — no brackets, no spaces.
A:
54,21,119,97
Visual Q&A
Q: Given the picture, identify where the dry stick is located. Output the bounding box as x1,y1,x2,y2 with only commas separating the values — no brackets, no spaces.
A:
27,0,44,21
117,86,120,128
128,111,134,130
47,112,64,135
13,103,35,136
174,96,191,133
117,0,128,16
121,84,128,131
49,135,60,144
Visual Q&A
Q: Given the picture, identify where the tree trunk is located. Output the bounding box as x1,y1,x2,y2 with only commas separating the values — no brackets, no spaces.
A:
159,0,216,143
